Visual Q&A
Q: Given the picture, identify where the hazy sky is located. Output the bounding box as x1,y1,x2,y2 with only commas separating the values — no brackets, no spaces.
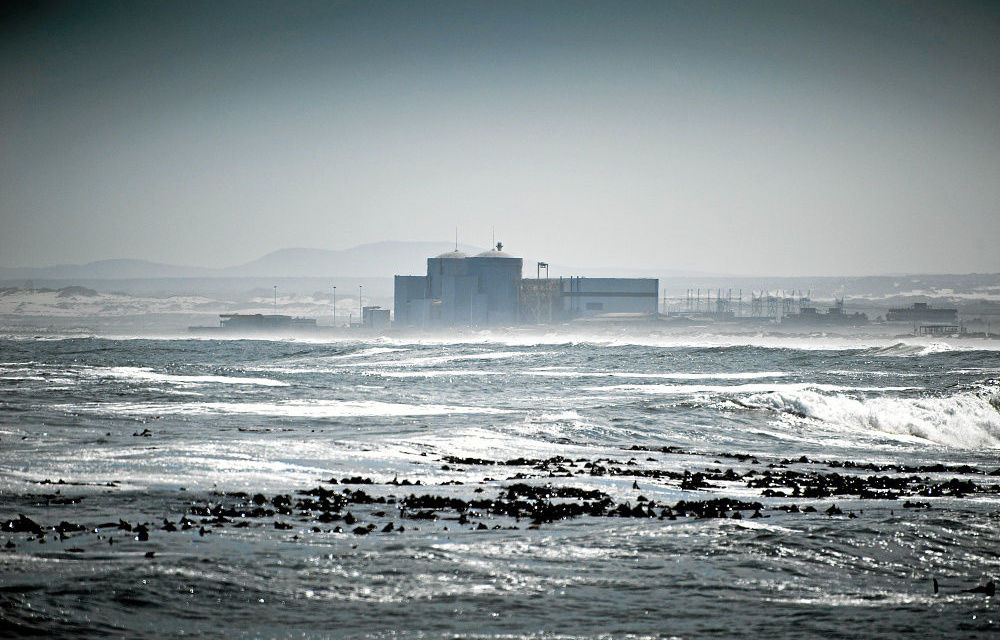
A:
2,1,998,276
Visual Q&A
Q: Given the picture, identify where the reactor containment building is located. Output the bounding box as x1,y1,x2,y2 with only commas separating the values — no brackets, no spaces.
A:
393,243,658,328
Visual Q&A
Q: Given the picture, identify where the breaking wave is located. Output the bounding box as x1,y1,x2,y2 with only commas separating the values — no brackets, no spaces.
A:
95,366,289,387
867,342,968,357
72,399,509,418
732,389,1000,449
583,382,918,394
521,370,791,380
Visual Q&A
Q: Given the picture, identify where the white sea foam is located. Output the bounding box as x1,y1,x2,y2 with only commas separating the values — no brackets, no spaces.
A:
72,399,509,418
362,330,1000,353
93,366,289,387
364,369,499,378
322,346,409,360
736,389,1000,449
527,410,584,422
407,426,595,460
522,370,791,380
868,342,958,357
826,370,928,378
346,350,543,368
582,382,918,394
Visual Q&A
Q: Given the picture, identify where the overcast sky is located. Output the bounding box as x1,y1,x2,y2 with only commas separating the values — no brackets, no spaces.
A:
2,1,998,276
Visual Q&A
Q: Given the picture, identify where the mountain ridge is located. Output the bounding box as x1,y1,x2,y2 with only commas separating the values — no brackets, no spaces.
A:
2,242,996,282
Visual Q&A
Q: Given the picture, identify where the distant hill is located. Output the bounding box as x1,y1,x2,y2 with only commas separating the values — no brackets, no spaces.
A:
0,258,210,280
0,242,485,281
223,242,484,277
2,245,997,304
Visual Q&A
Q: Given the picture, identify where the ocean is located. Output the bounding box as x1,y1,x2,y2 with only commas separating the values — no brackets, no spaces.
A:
1,331,998,638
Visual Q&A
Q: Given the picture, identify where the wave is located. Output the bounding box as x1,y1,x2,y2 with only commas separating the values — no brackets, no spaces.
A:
322,347,409,360
343,350,545,368
865,340,998,358
72,399,509,418
582,382,918,394
733,389,1000,449
368,331,1000,353
366,370,498,378
522,370,791,380
94,366,289,387
865,342,981,357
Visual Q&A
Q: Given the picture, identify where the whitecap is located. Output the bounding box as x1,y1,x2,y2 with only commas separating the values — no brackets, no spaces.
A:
521,370,791,380
70,399,510,418
94,366,289,387
581,382,918,394
736,389,1000,449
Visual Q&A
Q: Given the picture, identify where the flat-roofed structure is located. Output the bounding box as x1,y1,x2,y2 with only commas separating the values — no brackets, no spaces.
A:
520,276,658,323
394,245,658,328
560,277,658,317
886,302,958,323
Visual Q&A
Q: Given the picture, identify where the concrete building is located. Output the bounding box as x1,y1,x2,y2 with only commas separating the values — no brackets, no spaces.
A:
521,277,658,323
219,314,316,330
394,244,658,328
189,313,317,334
362,306,391,330
886,302,958,324
782,299,868,326
393,243,523,328
560,277,658,317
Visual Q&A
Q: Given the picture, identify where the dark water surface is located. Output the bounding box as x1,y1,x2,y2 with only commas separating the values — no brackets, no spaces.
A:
1,333,998,638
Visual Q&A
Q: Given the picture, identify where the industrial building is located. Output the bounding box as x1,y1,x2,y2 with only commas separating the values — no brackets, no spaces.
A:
220,314,317,330
362,306,391,330
394,243,523,327
520,277,658,323
189,314,317,334
781,299,868,326
886,302,958,324
393,244,658,328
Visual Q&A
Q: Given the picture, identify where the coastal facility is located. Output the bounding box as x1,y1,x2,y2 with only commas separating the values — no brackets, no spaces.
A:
393,243,658,328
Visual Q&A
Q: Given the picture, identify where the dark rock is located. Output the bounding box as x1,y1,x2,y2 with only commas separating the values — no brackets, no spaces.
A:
55,521,86,535
964,581,995,597
4,515,44,536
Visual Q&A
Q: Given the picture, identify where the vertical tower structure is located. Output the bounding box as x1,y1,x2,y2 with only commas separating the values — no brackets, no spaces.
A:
466,244,522,326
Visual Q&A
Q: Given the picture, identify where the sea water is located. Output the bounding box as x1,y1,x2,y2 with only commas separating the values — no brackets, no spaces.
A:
1,332,998,638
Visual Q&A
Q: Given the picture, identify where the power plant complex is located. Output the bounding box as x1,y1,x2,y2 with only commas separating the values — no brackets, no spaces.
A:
189,243,982,337
393,243,658,328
